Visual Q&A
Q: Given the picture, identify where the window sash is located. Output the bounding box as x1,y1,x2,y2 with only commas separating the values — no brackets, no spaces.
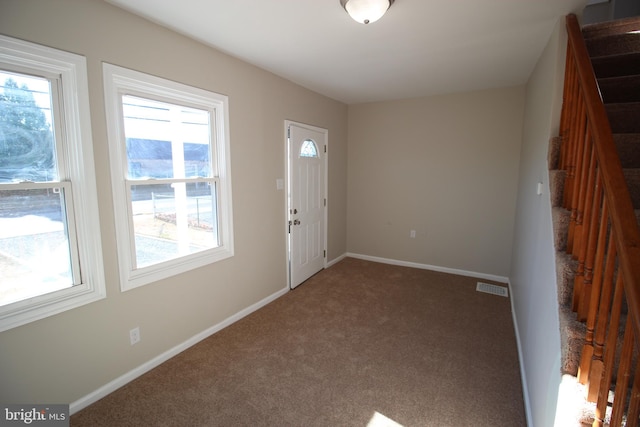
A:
0,68,61,183
103,63,234,291
0,69,82,298
0,35,105,332
119,91,218,179
0,180,81,286
124,177,221,269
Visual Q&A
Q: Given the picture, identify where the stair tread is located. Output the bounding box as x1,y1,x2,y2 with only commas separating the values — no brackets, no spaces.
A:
558,304,585,376
586,33,640,57
592,52,640,78
606,102,640,133
624,168,640,208
615,133,640,168
598,74,640,103
583,15,640,39
550,170,566,207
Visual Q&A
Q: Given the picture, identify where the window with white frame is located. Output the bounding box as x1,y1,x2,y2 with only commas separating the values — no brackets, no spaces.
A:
0,35,105,332
103,64,234,291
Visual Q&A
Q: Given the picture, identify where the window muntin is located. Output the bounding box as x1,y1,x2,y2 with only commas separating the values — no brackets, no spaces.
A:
104,64,233,291
0,35,105,331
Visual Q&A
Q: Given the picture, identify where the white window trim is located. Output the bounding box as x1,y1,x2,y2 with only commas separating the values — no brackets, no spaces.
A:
0,35,106,332
103,63,234,291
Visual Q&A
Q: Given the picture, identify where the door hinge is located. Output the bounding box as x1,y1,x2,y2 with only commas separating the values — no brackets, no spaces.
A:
324,250,326,258
324,145,327,153
324,198,326,207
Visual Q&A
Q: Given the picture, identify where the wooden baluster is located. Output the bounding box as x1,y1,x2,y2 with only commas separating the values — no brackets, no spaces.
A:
573,143,596,313
587,226,617,401
559,45,572,160
627,357,640,427
578,162,603,320
567,51,577,131
571,102,589,254
593,272,624,427
564,56,581,208
567,98,587,253
579,195,609,386
572,128,594,258
610,316,634,427
560,50,576,172
565,87,582,209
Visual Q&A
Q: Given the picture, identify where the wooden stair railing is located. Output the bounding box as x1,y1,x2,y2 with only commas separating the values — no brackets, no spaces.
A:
560,14,640,427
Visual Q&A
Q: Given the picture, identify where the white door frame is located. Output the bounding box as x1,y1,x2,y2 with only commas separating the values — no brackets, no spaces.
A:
285,120,328,289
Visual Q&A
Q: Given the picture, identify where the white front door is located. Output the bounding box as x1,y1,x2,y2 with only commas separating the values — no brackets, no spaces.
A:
287,121,327,289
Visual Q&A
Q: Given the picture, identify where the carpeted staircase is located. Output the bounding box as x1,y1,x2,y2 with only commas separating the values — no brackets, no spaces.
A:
550,14,640,425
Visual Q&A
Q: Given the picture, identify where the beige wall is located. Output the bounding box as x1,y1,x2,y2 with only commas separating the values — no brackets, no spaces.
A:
0,0,347,405
509,19,567,427
347,87,525,277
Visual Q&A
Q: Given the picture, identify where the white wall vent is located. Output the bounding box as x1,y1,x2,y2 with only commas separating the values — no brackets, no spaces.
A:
476,282,509,297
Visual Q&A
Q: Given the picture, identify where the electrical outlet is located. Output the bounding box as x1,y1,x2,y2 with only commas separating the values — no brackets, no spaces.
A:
410,230,416,238
129,327,140,345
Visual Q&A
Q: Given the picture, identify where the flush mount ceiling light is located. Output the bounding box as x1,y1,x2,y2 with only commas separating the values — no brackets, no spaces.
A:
340,0,395,25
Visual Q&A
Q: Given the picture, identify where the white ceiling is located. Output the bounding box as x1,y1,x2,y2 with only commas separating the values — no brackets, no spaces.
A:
105,0,587,104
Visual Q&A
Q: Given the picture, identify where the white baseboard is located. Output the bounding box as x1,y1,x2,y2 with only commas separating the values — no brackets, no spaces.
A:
326,252,347,268
346,252,509,283
507,279,532,427
70,285,289,414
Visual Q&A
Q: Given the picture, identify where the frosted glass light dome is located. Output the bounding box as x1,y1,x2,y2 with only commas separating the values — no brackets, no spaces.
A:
341,0,394,25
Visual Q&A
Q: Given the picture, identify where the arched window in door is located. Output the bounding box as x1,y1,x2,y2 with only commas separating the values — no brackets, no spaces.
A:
300,139,319,158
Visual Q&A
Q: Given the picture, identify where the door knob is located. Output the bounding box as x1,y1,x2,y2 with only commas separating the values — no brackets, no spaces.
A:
294,219,301,225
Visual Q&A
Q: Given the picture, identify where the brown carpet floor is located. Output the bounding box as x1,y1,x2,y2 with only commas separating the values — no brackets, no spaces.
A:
71,258,526,426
